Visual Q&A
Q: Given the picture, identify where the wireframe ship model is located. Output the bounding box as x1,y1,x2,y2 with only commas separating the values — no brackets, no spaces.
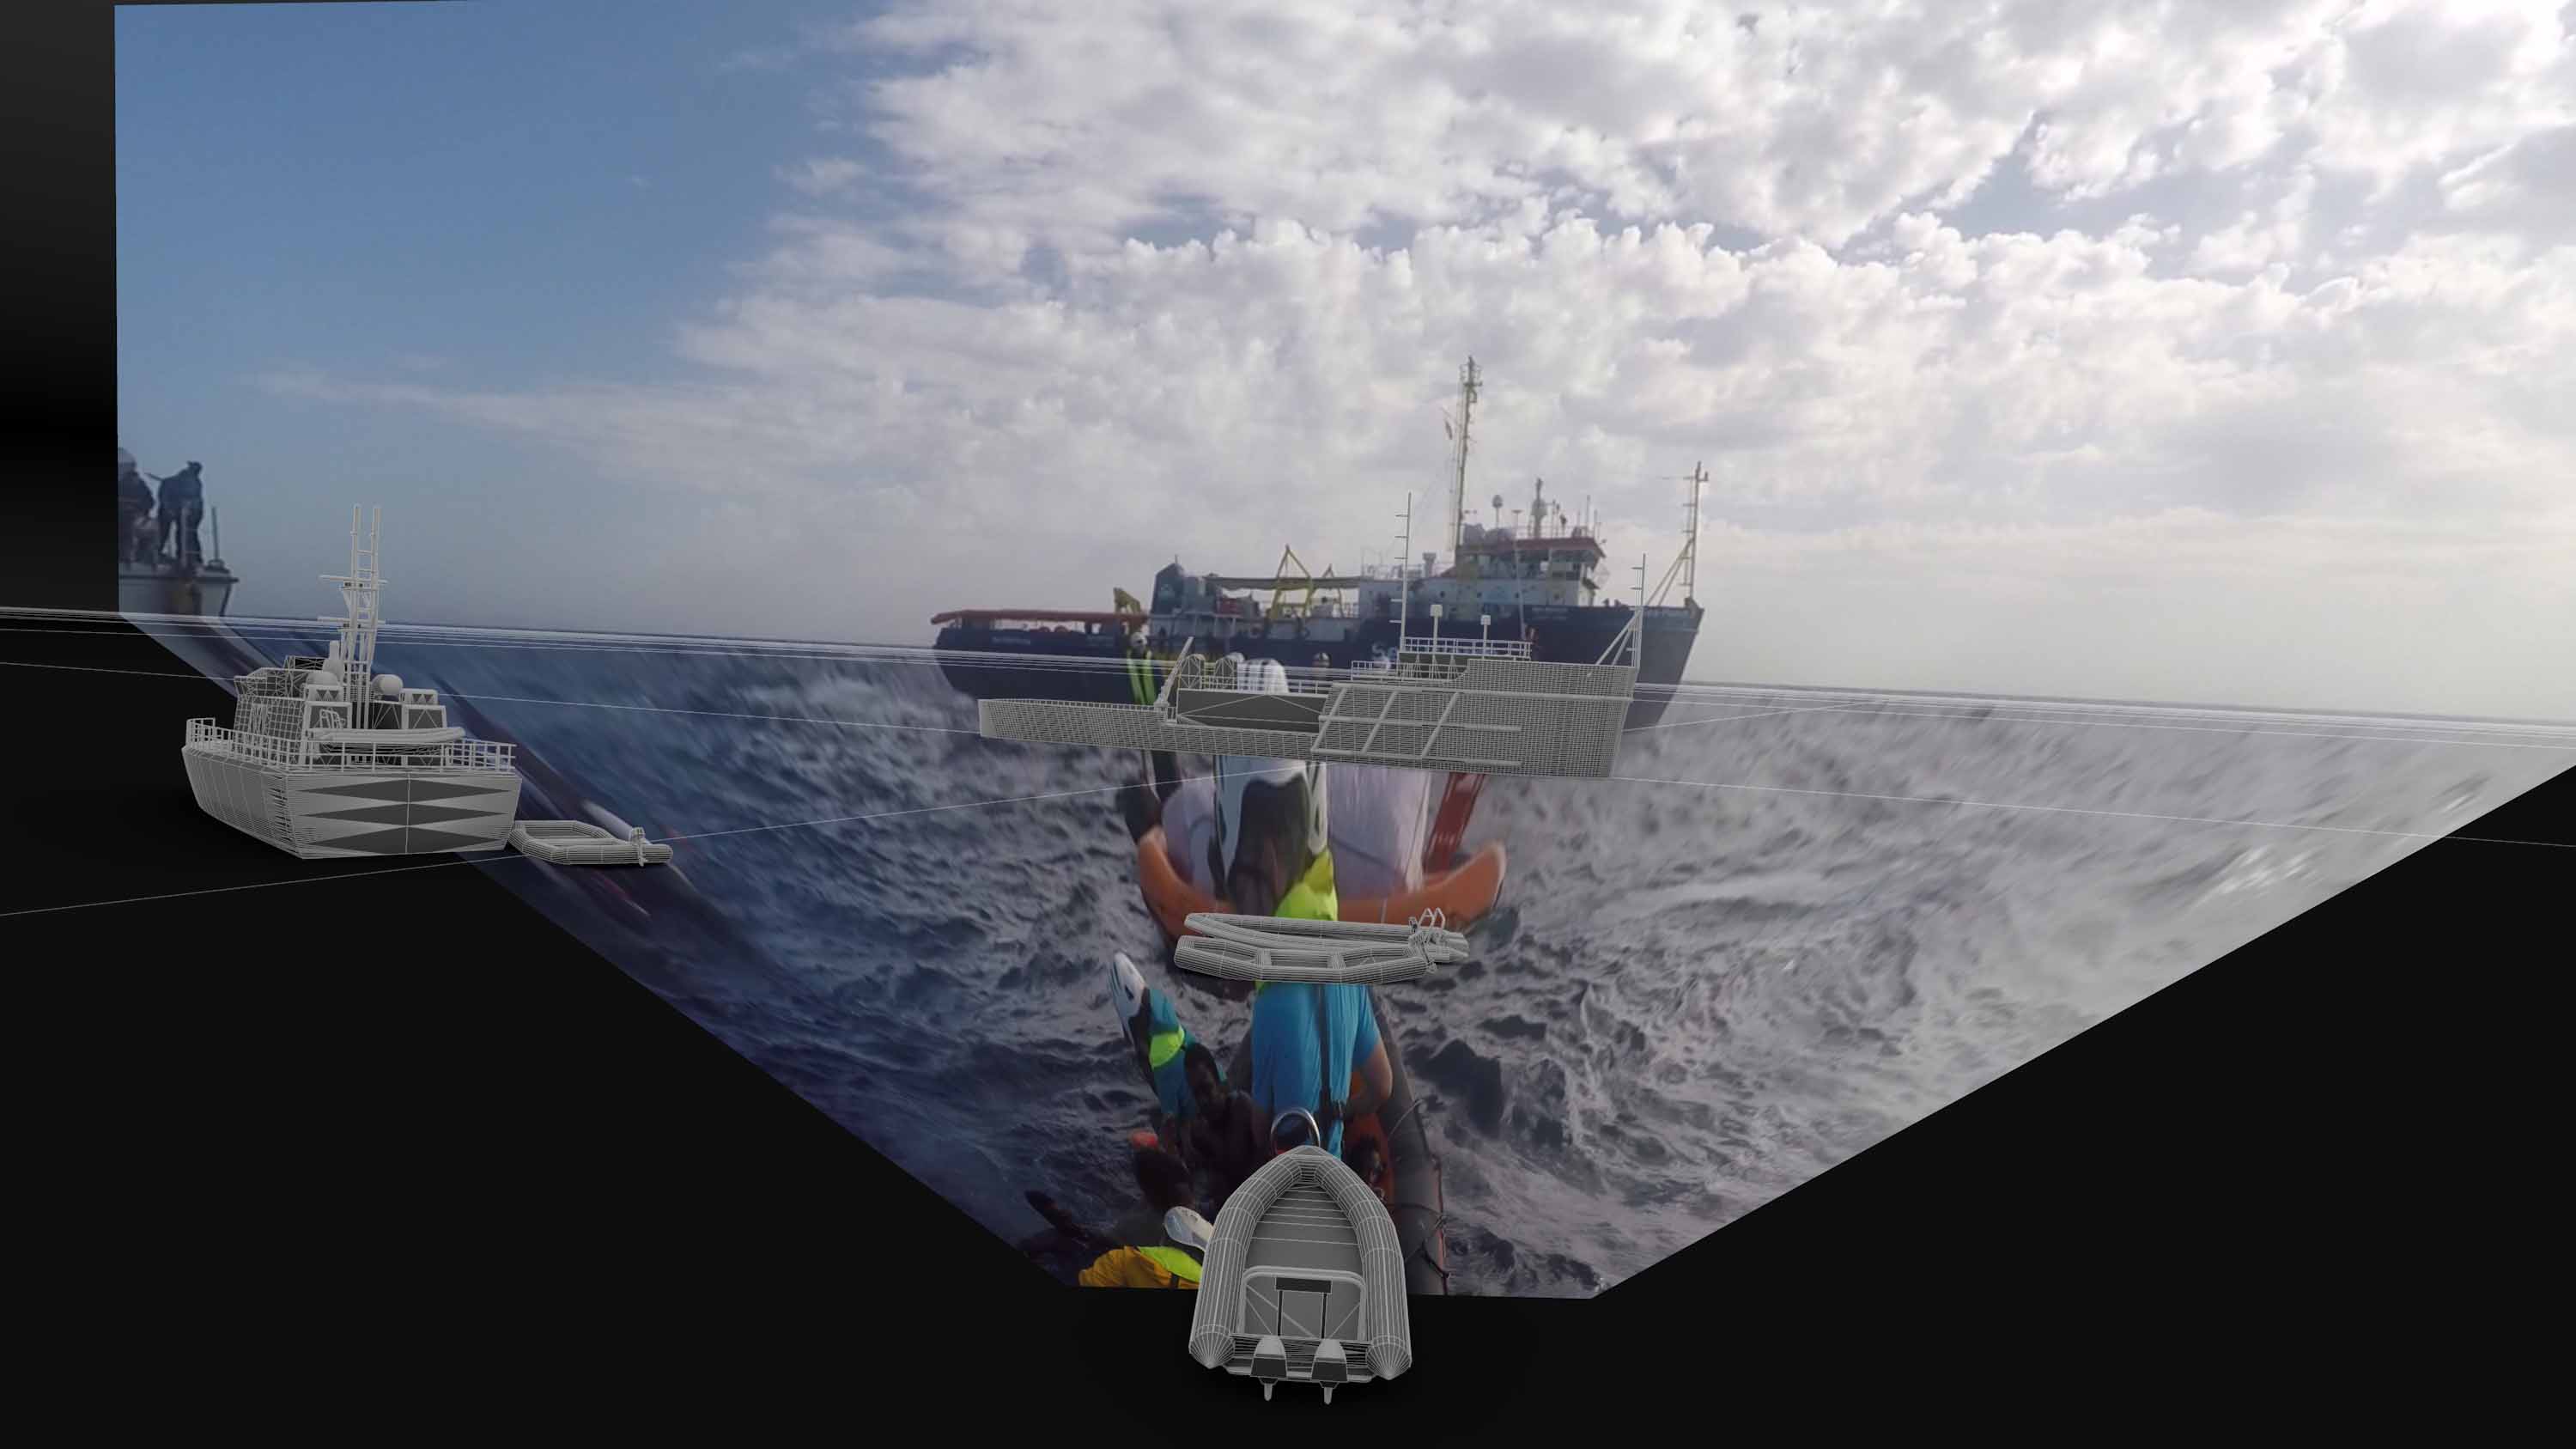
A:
979,606,1641,779
181,508,525,859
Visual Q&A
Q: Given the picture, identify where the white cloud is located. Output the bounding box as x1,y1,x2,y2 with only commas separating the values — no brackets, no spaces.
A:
777,156,867,197
2187,166,2318,274
295,0,2576,716
2439,122,2576,234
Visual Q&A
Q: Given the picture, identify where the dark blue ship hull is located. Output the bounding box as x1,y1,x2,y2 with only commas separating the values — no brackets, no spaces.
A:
935,602,1703,728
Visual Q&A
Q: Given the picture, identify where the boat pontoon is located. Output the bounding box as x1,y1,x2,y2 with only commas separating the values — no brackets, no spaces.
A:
509,819,673,865
1175,911,1472,985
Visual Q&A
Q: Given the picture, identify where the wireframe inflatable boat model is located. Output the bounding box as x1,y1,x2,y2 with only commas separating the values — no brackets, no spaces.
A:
1188,1146,1413,1403
509,820,673,866
1175,911,1471,985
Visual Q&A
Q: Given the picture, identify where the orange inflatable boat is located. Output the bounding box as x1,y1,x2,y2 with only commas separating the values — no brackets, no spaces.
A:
1135,824,1507,941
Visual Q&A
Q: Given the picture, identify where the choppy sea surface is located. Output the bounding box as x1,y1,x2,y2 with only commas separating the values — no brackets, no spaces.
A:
354,634,2575,1296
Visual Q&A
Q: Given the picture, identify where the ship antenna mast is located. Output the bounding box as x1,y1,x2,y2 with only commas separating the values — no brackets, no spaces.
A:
319,505,386,708
1449,356,1478,563
1398,492,1414,646
1683,461,1704,602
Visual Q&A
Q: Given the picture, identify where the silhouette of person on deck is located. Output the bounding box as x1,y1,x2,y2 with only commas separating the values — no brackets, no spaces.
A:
118,449,155,563
155,462,206,571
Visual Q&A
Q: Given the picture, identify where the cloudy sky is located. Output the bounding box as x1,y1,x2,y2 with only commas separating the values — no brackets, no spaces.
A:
118,1,2576,719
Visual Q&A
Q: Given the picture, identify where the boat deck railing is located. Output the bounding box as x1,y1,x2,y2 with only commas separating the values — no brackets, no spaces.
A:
1396,635,1535,661
185,717,516,772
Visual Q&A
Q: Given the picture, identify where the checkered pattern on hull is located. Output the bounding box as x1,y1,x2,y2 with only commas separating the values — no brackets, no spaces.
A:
182,746,520,859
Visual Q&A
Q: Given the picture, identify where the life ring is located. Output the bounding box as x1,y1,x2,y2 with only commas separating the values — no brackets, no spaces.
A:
1134,824,1506,942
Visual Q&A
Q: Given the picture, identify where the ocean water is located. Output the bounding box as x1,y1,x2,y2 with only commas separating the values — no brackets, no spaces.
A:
366,633,2574,1295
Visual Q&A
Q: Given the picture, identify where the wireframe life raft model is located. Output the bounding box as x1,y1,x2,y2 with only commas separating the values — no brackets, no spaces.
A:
980,628,1640,779
1175,911,1471,985
508,820,673,866
1189,1146,1413,1404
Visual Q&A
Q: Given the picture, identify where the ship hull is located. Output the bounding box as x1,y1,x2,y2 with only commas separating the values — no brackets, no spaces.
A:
183,744,521,859
936,601,1701,728
119,563,237,620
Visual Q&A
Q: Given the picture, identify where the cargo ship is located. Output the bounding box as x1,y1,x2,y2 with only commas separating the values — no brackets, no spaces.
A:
933,359,1706,728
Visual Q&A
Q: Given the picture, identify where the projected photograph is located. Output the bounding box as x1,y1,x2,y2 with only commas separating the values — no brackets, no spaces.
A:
114,2,2576,1298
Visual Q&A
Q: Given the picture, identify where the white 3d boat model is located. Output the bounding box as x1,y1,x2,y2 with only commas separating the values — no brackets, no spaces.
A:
1188,1145,1414,1404
181,508,525,859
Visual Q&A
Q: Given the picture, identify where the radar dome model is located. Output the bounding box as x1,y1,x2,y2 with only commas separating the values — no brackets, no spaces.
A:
374,673,403,697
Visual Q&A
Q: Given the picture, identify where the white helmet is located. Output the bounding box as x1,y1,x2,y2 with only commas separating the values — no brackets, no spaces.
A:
1163,1206,1215,1255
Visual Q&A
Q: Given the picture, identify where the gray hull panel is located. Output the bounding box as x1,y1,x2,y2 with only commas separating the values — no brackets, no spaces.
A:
184,746,520,859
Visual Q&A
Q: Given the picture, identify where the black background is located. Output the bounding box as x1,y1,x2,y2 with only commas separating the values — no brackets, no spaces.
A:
10,2,2563,1424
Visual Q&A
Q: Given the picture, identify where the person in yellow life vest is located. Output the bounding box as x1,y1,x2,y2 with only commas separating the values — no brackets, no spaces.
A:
1024,1144,1197,1258
1078,1206,1215,1289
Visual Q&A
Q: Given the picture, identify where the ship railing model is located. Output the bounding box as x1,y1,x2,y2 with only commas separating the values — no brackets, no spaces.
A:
184,716,515,773
984,630,1634,778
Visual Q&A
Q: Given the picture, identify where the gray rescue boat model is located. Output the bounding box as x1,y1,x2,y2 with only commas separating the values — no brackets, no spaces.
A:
1190,1146,1414,1404
980,496,1643,779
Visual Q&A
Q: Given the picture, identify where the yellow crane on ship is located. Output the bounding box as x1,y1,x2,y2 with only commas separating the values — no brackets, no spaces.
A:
1266,546,1334,622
